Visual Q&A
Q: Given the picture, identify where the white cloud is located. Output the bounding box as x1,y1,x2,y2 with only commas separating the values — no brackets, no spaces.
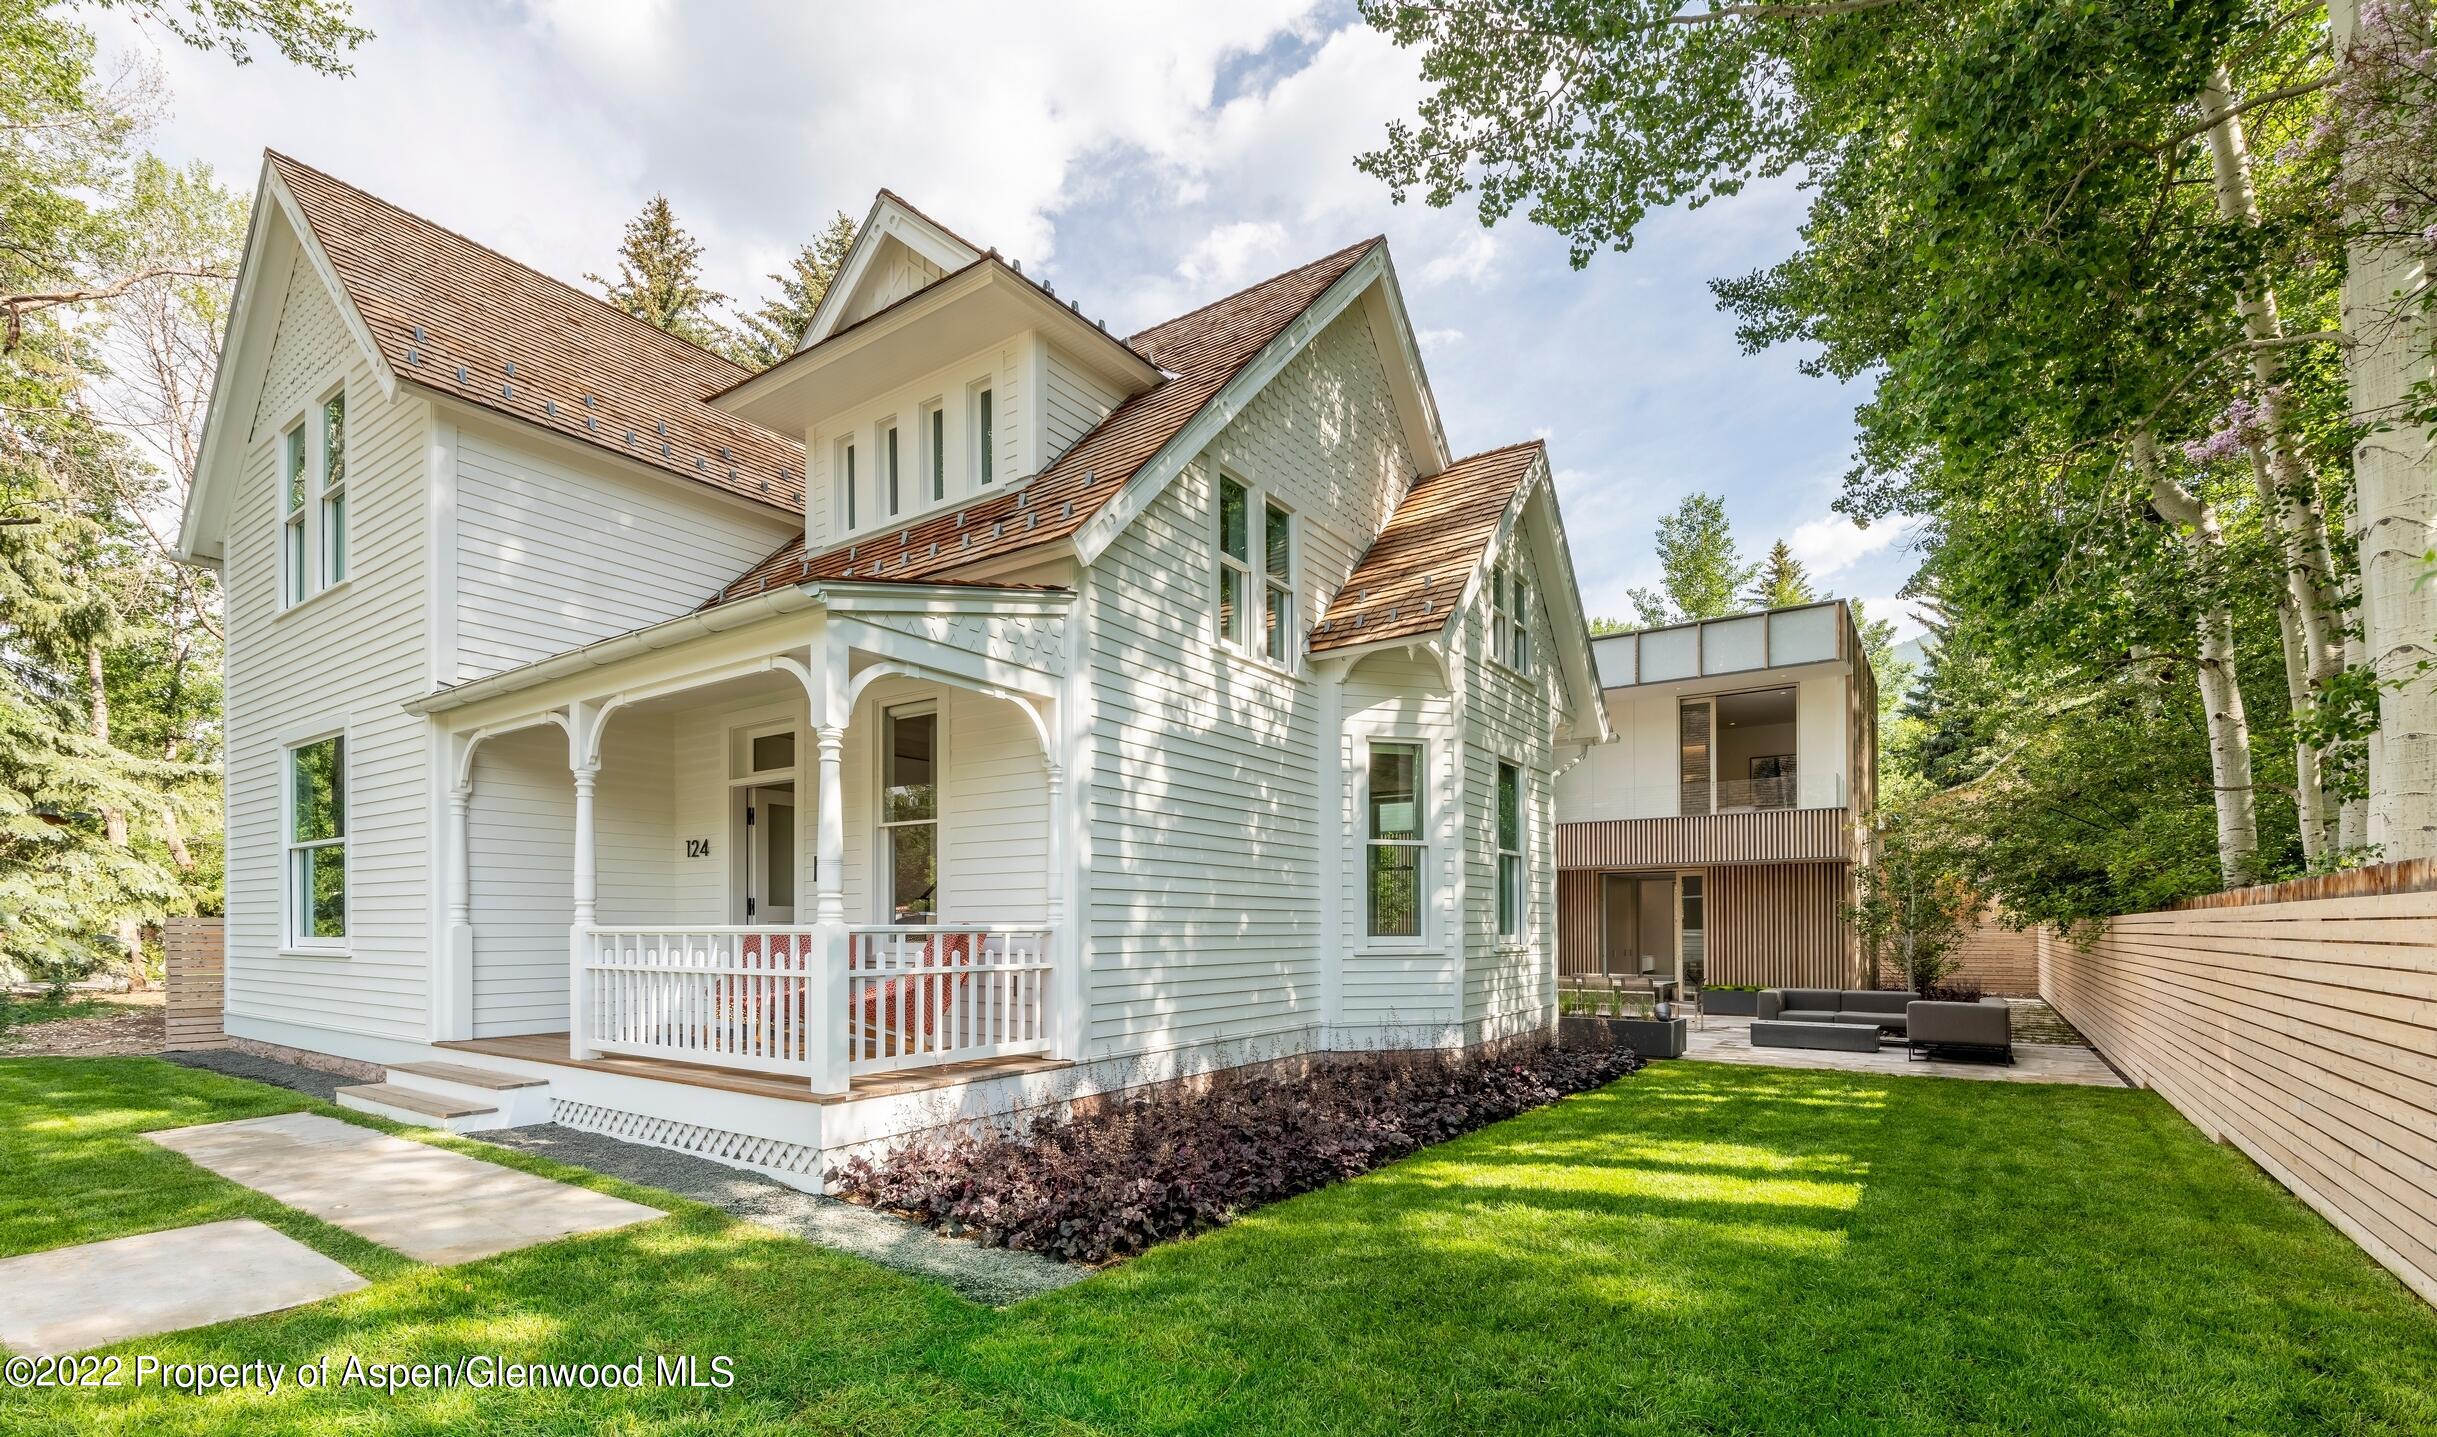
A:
1420,230,1500,286
1414,326,1463,353
1177,221,1290,288
1787,512,1923,579
1851,595,1931,642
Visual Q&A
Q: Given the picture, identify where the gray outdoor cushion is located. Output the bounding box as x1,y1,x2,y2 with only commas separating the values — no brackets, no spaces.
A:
1782,989,1843,1011
1777,1009,1841,1024
1831,1012,1895,1028
1752,1020,1881,1053
1842,991,1919,1015
1906,998,2012,1049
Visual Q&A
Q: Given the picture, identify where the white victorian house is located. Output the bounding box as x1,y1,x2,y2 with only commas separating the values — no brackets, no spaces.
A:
173,153,1609,1188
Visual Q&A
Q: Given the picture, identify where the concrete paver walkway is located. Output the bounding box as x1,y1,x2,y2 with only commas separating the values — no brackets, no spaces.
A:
149,1112,662,1264
1683,1013,2126,1087
0,1219,364,1357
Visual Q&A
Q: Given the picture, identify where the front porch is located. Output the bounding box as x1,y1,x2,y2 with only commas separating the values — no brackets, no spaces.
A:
413,580,1082,1101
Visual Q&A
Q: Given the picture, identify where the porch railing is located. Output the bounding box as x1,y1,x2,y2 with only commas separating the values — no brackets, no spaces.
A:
579,924,1052,1083
847,926,1053,1075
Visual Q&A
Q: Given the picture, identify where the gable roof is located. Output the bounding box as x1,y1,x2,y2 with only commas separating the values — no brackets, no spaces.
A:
266,152,802,514
1311,440,1543,653
703,235,1382,605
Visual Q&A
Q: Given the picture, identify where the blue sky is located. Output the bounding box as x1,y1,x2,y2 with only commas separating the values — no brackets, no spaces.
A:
108,0,1926,636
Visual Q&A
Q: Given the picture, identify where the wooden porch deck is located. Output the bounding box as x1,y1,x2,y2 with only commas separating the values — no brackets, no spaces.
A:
436,1033,1070,1106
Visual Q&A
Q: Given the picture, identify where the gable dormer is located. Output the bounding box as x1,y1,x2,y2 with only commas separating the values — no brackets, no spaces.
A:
711,192,1162,549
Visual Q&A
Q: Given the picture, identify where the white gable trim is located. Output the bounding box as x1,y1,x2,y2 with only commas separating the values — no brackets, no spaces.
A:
1426,455,1607,744
1071,244,1448,569
178,159,397,564
800,192,985,349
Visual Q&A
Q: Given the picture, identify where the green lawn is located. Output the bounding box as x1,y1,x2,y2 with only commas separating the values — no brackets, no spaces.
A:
3,1056,2431,1435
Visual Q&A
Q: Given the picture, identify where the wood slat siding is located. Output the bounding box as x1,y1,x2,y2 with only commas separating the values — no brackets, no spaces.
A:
1557,808,1853,869
164,917,229,1051
1938,912,2042,996
1709,863,1859,989
1554,862,1859,988
2038,890,2437,1308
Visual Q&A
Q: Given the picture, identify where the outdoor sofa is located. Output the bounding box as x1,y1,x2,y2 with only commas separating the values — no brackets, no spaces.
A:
1905,997,2015,1064
1755,988,1919,1035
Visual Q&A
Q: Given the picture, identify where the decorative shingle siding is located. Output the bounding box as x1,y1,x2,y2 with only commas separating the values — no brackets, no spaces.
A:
1082,302,1417,1059
222,249,433,1043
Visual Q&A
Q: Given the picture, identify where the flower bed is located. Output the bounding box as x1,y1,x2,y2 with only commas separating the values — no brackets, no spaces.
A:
835,1040,1641,1264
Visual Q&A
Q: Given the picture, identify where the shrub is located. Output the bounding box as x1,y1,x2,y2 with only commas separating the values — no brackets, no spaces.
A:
836,1040,1641,1263
1924,978,1985,1004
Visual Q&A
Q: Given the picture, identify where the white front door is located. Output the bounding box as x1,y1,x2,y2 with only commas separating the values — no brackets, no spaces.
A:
742,784,797,924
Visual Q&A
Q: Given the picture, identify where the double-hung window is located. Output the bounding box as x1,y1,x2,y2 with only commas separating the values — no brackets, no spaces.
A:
1492,563,1532,672
880,706,938,924
1263,499,1294,664
1496,761,1524,938
280,423,307,606
1217,476,1251,648
1366,740,1425,940
318,391,347,584
287,736,346,947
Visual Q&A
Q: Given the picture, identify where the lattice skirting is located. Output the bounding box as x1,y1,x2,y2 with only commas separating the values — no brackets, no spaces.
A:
551,1099,823,1180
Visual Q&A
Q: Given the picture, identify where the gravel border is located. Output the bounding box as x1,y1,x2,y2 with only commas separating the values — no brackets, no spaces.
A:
157,1048,1084,1306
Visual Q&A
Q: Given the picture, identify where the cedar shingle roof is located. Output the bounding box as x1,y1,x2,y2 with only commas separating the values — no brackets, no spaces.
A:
269,152,802,514
704,236,1382,605
1309,440,1543,653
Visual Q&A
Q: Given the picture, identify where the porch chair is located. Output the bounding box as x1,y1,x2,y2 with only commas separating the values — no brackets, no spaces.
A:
853,929,981,1061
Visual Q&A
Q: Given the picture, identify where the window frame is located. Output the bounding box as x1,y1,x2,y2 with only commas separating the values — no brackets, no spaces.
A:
1362,737,1431,947
921,398,946,504
880,418,902,518
317,387,348,586
283,731,349,953
876,701,943,925
838,436,859,533
971,381,995,487
1491,560,1532,675
1215,474,1252,653
1212,472,1298,671
279,419,308,608
1496,759,1525,941
1262,495,1296,667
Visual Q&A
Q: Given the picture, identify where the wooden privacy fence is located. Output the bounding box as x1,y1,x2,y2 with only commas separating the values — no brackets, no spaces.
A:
2038,862,2437,1308
163,916,228,1051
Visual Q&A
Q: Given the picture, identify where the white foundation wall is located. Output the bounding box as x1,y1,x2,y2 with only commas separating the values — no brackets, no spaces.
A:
450,420,797,684
221,242,433,1044
1083,302,1420,1061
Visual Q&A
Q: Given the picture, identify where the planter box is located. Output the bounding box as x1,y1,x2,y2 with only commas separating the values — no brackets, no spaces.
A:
1560,1014,1689,1060
1701,990,1761,1017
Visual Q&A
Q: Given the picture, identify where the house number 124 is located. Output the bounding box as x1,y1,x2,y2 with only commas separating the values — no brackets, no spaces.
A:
685,839,711,858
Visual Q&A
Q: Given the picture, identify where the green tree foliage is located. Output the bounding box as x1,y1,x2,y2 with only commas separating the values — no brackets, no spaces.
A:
1744,538,1816,609
1626,491,1756,625
735,210,859,370
1362,0,2369,912
588,194,737,358
2,0,343,977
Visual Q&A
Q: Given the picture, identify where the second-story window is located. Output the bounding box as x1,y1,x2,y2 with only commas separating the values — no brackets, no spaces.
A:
1493,562,1532,673
319,390,347,585
1263,499,1294,664
840,439,858,531
882,420,901,517
1216,475,1250,648
924,400,945,503
280,422,307,607
974,384,995,486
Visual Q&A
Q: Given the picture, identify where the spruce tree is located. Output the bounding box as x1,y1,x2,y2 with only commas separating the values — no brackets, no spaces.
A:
735,210,859,369
587,194,736,356
1744,539,1817,610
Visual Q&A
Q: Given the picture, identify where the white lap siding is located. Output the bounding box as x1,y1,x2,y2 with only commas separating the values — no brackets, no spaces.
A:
451,422,796,682
1456,537,1562,1042
221,253,431,1041
1338,650,1460,1040
1083,304,1418,1060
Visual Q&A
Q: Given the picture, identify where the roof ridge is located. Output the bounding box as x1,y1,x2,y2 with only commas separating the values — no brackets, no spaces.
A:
1442,437,1546,467
266,149,754,381
1128,234,1384,349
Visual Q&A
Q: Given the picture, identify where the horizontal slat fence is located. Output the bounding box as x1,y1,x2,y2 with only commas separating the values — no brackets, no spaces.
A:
163,916,227,1051
2038,867,2437,1308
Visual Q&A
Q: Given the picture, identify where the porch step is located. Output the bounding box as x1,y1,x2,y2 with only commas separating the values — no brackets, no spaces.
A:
387,1061,548,1091
381,1062,553,1128
336,1082,500,1133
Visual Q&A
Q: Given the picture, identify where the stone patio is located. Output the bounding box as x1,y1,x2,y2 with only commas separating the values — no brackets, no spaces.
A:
1683,1004,2126,1087
0,1219,364,1357
148,1112,663,1264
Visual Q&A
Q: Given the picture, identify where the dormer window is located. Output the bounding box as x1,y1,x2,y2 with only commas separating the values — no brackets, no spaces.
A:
881,420,901,518
973,383,994,486
839,439,859,531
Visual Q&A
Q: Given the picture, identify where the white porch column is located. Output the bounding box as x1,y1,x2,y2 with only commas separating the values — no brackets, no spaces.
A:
568,762,600,1060
813,724,846,925
445,781,474,1040
808,723,851,1093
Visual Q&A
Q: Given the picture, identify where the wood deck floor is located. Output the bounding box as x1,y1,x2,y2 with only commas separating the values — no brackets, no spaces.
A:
435,1033,1070,1106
